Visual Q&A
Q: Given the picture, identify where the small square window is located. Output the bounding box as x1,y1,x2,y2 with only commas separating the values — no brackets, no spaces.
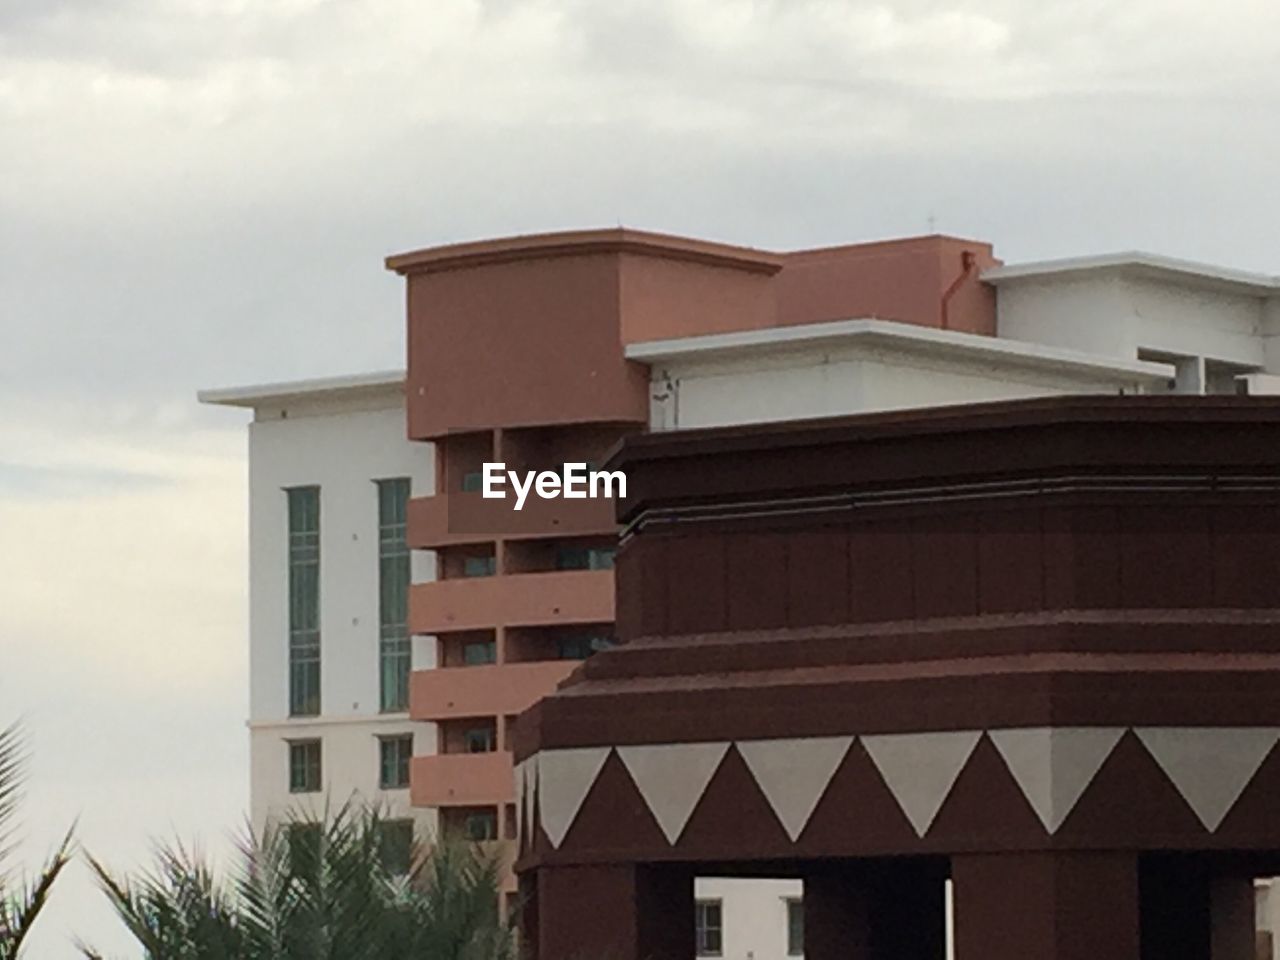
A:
465,727,495,753
696,900,723,957
464,810,498,841
463,555,496,577
288,739,321,793
463,639,497,665
461,471,484,493
379,735,413,790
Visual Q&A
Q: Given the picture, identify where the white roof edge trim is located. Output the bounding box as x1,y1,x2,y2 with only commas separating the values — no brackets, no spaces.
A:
983,252,1279,293
198,369,406,407
625,319,1175,382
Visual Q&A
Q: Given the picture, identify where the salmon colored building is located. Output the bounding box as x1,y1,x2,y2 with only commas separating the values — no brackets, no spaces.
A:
384,229,1003,894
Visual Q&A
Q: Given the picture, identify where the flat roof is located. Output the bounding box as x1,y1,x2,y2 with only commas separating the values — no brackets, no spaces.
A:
386,227,786,276
983,252,1279,296
198,369,405,408
626,318,1175,383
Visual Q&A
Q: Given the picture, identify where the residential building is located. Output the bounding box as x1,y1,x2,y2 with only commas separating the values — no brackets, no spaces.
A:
199,371,436,856
208,228,1280,957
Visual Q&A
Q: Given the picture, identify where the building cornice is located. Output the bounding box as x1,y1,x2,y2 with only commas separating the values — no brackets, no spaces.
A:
385,228,786,276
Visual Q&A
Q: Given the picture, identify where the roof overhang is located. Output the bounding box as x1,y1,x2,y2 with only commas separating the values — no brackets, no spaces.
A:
626,318,1176,385
198,369,405,409
385,228,785,276
983,252,1279,297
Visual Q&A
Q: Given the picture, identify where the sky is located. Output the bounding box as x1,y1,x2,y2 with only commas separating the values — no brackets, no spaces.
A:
2,0,1280,955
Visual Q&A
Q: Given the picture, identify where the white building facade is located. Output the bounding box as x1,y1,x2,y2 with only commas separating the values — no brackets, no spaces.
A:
201,372,436,845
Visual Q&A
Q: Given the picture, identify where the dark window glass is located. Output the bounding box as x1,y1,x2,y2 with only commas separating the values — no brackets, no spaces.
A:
287,487,321,716
696,900,723,957
378,819,414,875
288,739,321,793
463,555,496,577
377,479,411,712
287,822,322,876
379,735,412,789
787,899,803,956
465,727,495,753
464,810,498,841
463,640,497,665
555,632,614,660
461,471,484,493
554,545,616,571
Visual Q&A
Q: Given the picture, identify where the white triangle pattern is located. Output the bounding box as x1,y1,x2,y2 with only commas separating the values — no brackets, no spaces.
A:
524,728,1278,851
618,742,729,844
1135,727,1280,831
736,737,853,840
537,747,610,848
989,727,1124,833
861,731,982,837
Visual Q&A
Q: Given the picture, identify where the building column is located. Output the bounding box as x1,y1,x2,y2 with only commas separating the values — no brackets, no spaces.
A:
953,853,1140,960
804,861,945,960
1211,877,1257,960
528,863,693,960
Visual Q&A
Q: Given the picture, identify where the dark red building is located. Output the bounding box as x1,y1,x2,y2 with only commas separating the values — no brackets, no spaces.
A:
516,396,1280,960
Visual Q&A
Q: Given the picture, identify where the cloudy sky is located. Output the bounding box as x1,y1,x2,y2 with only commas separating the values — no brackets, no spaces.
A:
3,0,1280,954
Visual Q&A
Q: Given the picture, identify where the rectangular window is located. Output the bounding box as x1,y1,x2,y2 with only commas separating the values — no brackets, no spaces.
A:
288,739,321,793
555,632,614,661
287,486,321,716
463,639,497,665
554,545,616,571
462,555,496,577
695,900,723,957
464,809,498,841
465,727,495,753
287,822,322,876
377,819,414,876
377,478,411,713
787,898,803,956
461,471,484,493
379,735,413,789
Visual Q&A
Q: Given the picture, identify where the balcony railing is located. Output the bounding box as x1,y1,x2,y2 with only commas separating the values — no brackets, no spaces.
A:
410,751,516,808
409,568,614,634
409,660,580,722
408,493,617,550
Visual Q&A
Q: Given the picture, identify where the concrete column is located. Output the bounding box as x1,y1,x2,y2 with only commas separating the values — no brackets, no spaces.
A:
953,853,1140,960
1210,877,1256,960
530,864,693,960
804,861,945,960
804,868,872,960
1138,856,1255,960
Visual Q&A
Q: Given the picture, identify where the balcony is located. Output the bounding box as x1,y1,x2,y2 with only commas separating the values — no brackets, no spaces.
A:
409,568,614,634
409,660,579,722
411,751,515,808
408,492,617,549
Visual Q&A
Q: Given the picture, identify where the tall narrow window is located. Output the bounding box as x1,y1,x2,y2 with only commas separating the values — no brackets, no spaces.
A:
786,898,804,956
695,900,723,957
378,478,411,712
287,487,321,716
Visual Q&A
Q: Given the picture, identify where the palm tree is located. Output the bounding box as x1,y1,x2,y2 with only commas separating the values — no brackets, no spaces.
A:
84,803,516,960
0,721,75,960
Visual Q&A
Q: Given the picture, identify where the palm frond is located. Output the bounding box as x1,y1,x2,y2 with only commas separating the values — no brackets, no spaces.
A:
0,721,75,960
